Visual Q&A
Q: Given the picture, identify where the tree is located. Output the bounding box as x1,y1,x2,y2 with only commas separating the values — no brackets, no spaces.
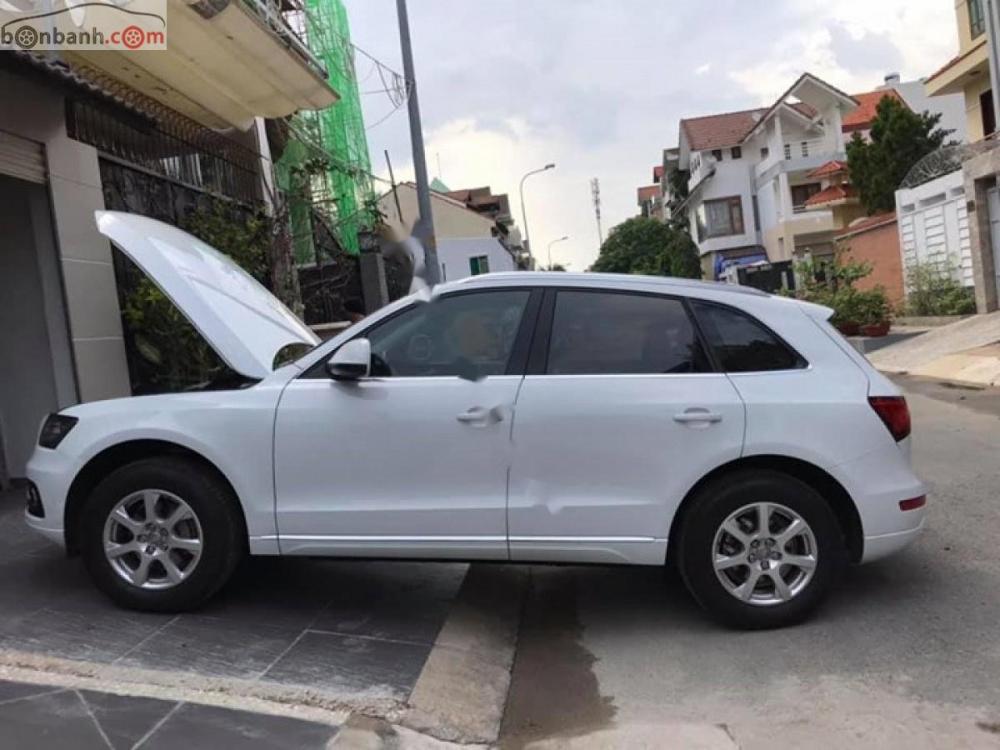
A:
846,96,951,214
591,216,701,278
665,168,690,233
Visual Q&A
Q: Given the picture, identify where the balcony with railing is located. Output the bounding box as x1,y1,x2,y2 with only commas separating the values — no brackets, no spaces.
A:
64,0,339,132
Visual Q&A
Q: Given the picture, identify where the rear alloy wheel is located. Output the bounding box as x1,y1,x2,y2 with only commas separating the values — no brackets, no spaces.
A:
712,502,818,606
678,470,845,629
81,456,245,612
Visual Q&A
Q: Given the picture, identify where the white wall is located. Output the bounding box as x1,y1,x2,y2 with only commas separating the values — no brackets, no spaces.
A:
437,237,516,282
379,184,497,241
686,151,757,256
895,170,973,288
889,80,967,144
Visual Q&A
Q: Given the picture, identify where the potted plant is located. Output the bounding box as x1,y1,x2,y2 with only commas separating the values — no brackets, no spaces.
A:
830,288,862,336
857,288,892,337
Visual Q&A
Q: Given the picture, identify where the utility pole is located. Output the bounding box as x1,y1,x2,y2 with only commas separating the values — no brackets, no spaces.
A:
591,177,604,247
395,0,439,284
986,0,1000,131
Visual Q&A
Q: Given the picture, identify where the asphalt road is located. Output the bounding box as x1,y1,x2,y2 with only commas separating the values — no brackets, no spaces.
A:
501,377,1000,749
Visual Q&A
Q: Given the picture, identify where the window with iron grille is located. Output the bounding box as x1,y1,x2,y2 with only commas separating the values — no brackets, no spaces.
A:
66,99,264,206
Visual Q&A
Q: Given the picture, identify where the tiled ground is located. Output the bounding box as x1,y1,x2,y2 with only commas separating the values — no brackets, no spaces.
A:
0,679,339,749
0,488,467,702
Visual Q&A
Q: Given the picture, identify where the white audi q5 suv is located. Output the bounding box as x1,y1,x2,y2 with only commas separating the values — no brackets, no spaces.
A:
24,212,927,629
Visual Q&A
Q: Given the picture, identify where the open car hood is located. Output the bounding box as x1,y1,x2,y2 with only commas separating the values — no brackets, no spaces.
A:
96,211,319,380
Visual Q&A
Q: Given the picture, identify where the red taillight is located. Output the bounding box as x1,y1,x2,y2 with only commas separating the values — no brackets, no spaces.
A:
899,496,926,511
868,396,911,442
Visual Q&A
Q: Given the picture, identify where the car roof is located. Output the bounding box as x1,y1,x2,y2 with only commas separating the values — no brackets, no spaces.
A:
449,271,770,297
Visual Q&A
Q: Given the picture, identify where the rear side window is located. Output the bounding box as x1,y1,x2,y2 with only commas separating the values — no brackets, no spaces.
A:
546,291,709,375
691,301,805,372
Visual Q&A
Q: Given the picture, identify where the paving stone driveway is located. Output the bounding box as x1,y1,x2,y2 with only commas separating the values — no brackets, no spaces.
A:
0,488,467,700
0,679,339,749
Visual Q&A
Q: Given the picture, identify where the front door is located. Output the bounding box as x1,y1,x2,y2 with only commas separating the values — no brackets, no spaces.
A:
508,289,745,565
274,288,539,559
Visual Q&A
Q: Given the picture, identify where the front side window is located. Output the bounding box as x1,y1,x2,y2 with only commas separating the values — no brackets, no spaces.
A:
365,290,530,378
546,291,708,375
697,196,744,240
691,301,805,372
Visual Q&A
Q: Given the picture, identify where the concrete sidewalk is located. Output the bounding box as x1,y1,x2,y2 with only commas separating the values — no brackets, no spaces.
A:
868,311,1000,387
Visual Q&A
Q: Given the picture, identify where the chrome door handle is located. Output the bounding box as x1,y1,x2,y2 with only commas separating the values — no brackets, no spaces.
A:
456,405,504,425
673,409,723,424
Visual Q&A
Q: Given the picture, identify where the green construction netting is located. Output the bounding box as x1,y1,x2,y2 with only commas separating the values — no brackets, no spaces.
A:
278,0,376,261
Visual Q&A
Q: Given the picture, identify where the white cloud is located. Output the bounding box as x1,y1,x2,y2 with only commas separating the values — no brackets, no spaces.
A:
378,117,608,272
351,0,962,271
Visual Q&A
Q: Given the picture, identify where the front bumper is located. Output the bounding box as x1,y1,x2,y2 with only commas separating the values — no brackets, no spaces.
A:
24,445,78,550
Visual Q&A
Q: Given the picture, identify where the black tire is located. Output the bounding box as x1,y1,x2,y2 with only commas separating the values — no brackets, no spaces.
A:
80,456,245,612
677,470,846,630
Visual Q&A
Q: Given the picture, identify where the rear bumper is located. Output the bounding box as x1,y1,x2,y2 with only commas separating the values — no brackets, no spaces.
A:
831,442,928,563
862,517,926,563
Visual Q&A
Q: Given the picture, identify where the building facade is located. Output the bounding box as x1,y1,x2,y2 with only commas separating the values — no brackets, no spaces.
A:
377,183,518,282
922,0,1000,312
0,0,340,485
925,0,993,142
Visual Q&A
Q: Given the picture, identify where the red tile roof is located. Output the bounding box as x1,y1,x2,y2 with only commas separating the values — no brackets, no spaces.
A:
807,160,848,178
637,185,659,203
842,89,907,133
680,102,817,153
680,108,768,151
836,211,897,237
804,184,857,207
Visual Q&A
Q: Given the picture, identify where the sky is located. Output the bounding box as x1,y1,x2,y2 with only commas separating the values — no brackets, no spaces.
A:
346,0,957,271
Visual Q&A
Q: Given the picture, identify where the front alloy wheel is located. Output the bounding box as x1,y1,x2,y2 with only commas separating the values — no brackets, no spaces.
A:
81,456,245,612
103,490,203,590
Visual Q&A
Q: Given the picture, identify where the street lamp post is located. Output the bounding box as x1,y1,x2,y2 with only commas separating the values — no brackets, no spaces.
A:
519,163,555,268
547,235,569,270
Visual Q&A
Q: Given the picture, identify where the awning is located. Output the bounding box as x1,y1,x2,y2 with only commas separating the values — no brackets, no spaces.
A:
66,0,338,131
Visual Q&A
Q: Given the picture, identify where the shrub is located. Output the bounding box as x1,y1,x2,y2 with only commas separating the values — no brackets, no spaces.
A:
905,261,976,316
790,253,890,326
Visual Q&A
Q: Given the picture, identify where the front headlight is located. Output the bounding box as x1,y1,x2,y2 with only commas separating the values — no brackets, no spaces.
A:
38,414,78,449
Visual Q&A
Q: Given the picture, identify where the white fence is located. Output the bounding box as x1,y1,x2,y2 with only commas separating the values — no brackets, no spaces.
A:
895,170,973,288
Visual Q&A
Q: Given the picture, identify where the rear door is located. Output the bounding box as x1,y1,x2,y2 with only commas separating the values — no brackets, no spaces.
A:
507,288,746,564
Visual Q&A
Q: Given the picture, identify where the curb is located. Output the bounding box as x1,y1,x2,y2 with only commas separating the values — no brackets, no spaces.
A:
401,564,528,745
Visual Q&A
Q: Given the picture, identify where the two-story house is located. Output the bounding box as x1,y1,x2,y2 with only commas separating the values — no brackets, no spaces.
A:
665,73,858,278
0,0,341,484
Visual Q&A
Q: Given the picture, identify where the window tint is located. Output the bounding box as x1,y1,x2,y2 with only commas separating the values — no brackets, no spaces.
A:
546,291,708,375
364,290,530,379
691,301,804,372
